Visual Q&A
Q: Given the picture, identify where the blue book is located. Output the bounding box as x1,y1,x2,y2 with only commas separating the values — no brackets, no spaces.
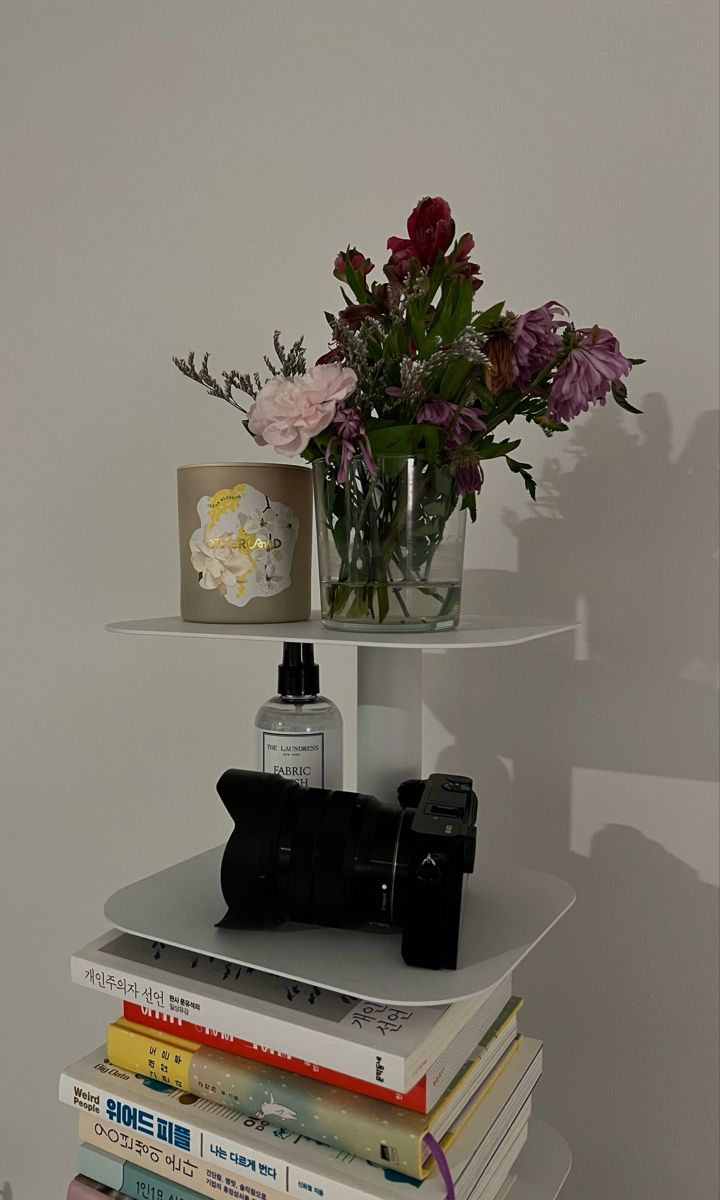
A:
78,1144,205,1200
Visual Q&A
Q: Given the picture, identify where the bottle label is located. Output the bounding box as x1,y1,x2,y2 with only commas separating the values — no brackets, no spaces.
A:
188,482,299,608
259,731,325,788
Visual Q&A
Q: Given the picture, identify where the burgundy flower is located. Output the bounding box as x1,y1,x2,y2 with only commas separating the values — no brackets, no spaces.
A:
547,325,632,423
369,281,392,314
513,302,568,388
384,241,419,287
325,406,377,484
448,232,483,292
416,399,486,450
386,196,456,282
406,197,455,265
337,303,378,330
333,248,374,282
315,346,344,365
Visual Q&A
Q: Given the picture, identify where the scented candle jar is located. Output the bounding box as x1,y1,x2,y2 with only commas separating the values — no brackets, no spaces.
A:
178,463,312,623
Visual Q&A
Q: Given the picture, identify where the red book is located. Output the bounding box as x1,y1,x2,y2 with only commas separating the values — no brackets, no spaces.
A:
123,1000,430,1111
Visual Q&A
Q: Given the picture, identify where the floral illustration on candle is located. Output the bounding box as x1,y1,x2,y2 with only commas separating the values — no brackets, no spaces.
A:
189,482,299,607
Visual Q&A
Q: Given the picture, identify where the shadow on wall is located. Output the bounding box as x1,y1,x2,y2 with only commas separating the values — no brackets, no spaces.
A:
425,397,720,1200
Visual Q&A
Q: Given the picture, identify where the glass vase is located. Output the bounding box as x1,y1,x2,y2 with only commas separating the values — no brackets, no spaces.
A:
312,455,467,632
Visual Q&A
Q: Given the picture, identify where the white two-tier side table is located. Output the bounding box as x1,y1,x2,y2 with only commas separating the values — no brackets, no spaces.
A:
103,612,577,1199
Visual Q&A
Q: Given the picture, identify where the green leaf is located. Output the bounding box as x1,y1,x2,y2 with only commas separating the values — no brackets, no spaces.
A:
628,357,646,365
343,254,370,303
460,492,478,522
324,311,337,329
505,456,537,500
476,436,522,460
612,380,643,414
436,359,474,402
367,422,441,462
472,300,505,330
376,584,390,624
406,298,430,357
451,277,474,337
348,586,372,620
382,319,409,364
427,275,473,344
328,582,351,618
532,414,568,433
613,394,644,415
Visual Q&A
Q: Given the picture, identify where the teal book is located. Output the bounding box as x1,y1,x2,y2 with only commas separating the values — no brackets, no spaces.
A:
78,1144,205,1200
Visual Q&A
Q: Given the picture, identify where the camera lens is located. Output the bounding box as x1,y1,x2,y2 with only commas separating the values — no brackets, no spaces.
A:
217,769,412,931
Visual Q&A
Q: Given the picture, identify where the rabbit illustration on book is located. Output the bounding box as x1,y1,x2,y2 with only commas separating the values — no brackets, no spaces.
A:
255,1092,298,1121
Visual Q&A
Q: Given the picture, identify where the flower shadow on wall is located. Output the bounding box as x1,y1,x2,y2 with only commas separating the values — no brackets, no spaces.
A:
425,396,719,1200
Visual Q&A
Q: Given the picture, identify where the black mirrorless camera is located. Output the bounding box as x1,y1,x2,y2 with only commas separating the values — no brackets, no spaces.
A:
217,769,477,970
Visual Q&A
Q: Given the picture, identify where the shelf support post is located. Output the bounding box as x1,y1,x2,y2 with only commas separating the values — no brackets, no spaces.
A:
356,646,423,800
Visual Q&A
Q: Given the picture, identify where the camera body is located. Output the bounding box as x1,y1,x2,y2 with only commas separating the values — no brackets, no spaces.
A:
397,773,477,969
217,767,478,971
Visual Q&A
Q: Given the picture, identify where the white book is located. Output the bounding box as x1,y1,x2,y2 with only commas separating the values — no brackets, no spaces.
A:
59,1038,542,1200
71,930,511,1094
75,1105,529,1200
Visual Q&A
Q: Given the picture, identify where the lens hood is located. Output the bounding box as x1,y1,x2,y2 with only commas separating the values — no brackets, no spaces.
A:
216,768,294,929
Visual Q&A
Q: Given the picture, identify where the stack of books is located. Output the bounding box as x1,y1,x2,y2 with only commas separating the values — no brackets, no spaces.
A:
60,930,543,1200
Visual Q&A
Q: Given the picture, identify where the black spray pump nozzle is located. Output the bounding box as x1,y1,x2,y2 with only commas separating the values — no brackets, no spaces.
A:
278,641,320,699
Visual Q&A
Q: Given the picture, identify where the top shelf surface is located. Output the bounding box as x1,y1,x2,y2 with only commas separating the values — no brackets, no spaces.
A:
106,614,577,651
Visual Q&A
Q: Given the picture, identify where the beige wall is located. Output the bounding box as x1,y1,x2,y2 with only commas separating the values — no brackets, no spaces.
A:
1,2,718,1197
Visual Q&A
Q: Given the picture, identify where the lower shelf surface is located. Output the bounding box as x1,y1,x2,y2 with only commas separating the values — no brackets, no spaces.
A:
104,845,574,1005
509,1119,572,1199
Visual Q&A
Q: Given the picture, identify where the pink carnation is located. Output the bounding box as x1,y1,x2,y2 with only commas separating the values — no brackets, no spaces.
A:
247,365,358,456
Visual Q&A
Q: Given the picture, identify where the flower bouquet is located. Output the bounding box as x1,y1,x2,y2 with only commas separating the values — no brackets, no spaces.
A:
175,196,641,630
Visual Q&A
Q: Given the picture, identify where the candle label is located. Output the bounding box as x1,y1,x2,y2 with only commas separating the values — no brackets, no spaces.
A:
189,482,299,607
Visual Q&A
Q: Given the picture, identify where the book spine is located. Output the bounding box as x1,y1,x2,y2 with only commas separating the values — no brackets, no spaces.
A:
67,1179,124,1199
100,1164,204,1200
424,993,517,1112
71,951,410,1091
123,1003,429,1114
78,1122,288,1200
59,1063,386,1200
106,1018,427,1179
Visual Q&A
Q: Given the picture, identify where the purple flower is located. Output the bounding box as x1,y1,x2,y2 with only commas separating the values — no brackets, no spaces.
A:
416,399,455,425
513,302,568,388
416,400,486,449
325,406,377,484
454,460,485,495
548,325,632,422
